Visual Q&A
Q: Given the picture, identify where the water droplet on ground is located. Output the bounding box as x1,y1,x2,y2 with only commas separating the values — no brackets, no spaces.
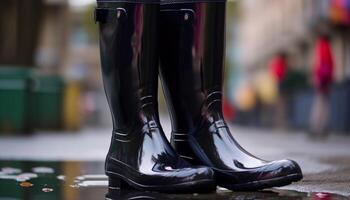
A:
42,187,54,193
70,184,80,188
57,175,66,181
16,173,38,182
18,173,38,179
32,167,54,174
0,174,17,180
1,167,22,174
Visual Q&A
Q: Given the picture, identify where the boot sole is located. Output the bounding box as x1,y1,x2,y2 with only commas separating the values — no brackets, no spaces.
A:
220,173,303,191
106,171,216,193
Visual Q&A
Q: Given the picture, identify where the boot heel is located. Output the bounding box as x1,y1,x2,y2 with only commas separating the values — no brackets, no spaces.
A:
108,177,131,190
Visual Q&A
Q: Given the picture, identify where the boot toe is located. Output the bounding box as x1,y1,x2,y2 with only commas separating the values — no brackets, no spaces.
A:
169,166,215,183
266,159,303,179
160,166,216,192
215,159,303,191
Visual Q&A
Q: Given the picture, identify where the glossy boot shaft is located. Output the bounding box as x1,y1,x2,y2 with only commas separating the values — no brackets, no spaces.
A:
96,1,215,193
159,1,303,191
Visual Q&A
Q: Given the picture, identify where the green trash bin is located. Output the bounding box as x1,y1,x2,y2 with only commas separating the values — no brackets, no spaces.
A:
30,74,64,130
0,67,33,134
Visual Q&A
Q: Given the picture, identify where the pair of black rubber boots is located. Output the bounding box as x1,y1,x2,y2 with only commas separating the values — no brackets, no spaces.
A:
95,0,303,193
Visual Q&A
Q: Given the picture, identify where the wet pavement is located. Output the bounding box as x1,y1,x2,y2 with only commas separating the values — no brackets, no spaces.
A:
0,160,349,200
1,116,350,199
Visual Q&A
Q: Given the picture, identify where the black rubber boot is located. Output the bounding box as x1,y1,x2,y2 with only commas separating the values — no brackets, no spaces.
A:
159,1,303,191
95,0,215,193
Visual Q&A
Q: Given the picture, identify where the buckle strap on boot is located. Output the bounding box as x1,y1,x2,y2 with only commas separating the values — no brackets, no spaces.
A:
209,120,227,133
160,9,195,24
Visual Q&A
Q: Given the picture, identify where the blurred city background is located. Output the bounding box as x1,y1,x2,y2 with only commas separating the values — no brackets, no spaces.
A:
1,0,350,134
0,0,350,199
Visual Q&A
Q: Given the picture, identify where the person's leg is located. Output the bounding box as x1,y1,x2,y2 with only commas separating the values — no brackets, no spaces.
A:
275,93,288,129
310,92,320,134
159,0,303,191
310,92,329,138
318,93,330,136
96,0,215,192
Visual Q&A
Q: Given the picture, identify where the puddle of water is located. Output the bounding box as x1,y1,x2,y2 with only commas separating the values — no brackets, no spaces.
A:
0,160,348,200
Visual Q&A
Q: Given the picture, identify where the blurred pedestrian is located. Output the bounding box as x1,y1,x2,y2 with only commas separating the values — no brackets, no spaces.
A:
310,35,334,138
270,52,288,129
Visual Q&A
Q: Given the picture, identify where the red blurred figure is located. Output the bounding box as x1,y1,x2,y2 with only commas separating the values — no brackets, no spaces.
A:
270,52,287,84
223,97,235,122
313,36,334,94
312,192,333,200
269,52,288,129
310,35,334,138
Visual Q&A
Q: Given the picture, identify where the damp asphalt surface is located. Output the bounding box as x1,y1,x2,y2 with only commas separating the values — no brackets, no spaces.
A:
0,160,349,200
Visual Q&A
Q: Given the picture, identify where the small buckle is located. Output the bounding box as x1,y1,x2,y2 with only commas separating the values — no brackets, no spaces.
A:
148,121,158,129
116,8,127,20
215,120,227,129
180,9,194,23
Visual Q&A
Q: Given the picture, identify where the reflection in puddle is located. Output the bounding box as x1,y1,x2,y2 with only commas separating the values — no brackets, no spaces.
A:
75,174,108,181
1,167,22,174
42,186,54,193
32,166,55,174
77,180,108,187
57,175,66,181
19,181,33,187
313,193,334,200
0,160,348,200
73,174,109,188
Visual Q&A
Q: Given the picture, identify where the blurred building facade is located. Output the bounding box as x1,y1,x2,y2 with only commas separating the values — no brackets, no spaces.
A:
41,2,106,129
234,0,350,133
0,0,107,134
238,0,350,80
36,0,70,73
0,0,44,66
